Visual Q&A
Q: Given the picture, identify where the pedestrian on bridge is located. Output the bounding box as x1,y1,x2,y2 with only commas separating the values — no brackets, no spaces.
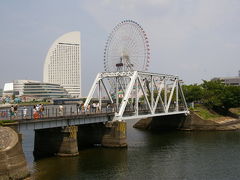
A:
9,105,15,119
92,102,96,113
76,103,82,114
39,104,44,118
14,105,18,118
33,105,39,119
96,102,100,112
23,106,27,119
106,103,111,112
59,105,64,116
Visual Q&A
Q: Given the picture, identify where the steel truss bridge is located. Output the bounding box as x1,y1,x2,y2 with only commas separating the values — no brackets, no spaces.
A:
84,71,189,121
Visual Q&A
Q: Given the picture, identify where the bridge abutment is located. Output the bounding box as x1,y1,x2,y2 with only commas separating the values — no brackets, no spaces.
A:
102,121,127,148
133,114,188,130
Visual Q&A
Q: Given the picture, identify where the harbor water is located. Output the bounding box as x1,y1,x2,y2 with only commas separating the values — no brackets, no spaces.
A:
22,119,240,180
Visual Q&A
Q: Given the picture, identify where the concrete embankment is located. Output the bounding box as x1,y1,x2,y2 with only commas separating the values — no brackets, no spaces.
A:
0,127,29,180
133,111,240,131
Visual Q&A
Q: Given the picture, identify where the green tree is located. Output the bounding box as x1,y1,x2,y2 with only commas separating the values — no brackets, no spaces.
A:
201,80,240,112
183,80,240,112
201,80,224,109
182,84,203,103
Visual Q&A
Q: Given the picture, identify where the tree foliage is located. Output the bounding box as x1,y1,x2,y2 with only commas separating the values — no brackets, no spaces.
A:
182,84,203,103
183,80,240,111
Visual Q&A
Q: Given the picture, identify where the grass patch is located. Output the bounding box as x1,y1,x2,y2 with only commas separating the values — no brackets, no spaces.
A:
0,120,17,125
193,105,222,120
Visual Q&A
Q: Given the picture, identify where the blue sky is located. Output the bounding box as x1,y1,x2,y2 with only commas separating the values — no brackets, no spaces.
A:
0,0,240,95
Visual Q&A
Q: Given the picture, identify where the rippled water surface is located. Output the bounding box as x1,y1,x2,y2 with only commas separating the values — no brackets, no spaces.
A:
22,119,240,180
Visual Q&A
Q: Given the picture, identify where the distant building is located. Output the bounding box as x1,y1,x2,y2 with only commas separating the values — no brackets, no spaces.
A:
3,80,70,99
43,31,81,98
0,89,3,97
3,83,16,96
212,71,240,86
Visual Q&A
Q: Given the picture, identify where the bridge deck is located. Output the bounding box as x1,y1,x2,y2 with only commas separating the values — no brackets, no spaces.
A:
0,104,188,130
17,112,114,130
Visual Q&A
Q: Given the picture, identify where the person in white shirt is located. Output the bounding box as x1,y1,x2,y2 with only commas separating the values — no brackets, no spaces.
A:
23,106,27,119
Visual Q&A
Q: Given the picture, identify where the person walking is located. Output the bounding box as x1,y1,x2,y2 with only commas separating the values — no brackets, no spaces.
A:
106,103,110,112
36,104,40,112
39,104,44,118
59,105,64,116
33,105,39,119
96,102,100,112
92,102,96,113
76,103,82,114
23,106,27,119
10,105,15,119
14,105,18,118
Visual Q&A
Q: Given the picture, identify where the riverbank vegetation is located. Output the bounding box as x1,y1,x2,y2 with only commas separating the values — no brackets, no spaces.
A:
193,105,223,120
0,120,16,126
183,80,240,116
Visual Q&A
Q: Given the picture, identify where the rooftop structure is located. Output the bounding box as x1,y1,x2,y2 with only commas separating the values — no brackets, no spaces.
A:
3,83,15,96
212,71,240,86
3,80,70,99
43,31,81,98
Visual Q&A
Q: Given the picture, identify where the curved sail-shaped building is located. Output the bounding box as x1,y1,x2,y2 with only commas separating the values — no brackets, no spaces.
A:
43,31,81,97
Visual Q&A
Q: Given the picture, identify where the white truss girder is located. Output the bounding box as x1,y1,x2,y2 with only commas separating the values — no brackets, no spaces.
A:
84,71,189,121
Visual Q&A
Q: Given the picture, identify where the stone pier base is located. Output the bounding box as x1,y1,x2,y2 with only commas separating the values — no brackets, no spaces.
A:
57,126,79,157
102,121,127,148
0,127,29,180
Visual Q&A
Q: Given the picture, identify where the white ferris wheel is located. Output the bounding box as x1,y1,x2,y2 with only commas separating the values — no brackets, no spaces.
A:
104,20,150,73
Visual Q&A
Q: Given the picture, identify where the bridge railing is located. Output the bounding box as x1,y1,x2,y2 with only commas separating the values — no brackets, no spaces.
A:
0,105,116,122
0,102,187,122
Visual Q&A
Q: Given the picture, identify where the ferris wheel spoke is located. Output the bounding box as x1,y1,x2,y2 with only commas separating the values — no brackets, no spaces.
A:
126,26,142,52
124,28,138,52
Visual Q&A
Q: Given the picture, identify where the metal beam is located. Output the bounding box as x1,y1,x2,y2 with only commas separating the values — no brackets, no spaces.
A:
115,71,138,119
138,76,153,114
166,79,177,112
121,111,189,121
84,70,188,121
100,79,113,104
84,73,102,109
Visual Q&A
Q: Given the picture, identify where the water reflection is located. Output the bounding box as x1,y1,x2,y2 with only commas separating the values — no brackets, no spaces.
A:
32,148,128,180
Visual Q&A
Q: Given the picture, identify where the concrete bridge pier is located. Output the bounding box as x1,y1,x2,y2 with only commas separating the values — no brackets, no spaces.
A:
34,126,79,158
102,121,127,148
56,126,79,157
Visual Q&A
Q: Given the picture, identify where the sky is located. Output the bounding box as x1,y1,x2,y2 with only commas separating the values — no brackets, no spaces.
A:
0,0,239,96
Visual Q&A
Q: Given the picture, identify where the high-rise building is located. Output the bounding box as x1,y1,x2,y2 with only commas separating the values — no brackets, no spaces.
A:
43,31,81,97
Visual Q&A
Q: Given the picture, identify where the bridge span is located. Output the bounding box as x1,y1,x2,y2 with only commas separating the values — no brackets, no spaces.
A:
0,71,189,157
84,71,189,121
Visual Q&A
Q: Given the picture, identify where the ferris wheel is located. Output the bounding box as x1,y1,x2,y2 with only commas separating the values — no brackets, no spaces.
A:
104,20,150,73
